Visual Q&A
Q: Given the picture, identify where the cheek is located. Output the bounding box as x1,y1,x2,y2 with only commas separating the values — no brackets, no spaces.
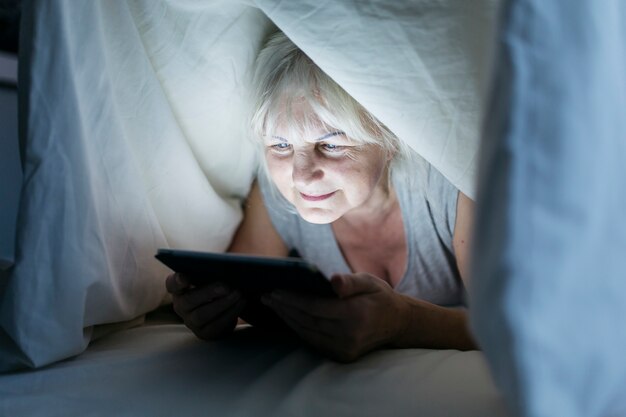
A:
265,155,293,193
364,149,388,182
340,154,386,195
369,159,387,184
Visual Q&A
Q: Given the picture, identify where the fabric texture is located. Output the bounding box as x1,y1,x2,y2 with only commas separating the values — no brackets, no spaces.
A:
259,151,464,306
255,0,498,198
1,0,497,371
0,0,271,371
0,311,512,417
471,1,626,416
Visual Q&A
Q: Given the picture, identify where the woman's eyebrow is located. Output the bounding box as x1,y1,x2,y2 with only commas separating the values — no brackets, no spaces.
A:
315,131,345,141
270,131,345,142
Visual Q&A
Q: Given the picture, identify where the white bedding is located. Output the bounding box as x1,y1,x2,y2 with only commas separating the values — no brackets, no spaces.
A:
1,0,499,372
0,310,510,417
0,2,513,415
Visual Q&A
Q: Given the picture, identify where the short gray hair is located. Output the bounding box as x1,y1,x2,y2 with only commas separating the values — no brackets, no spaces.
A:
250,31,402,157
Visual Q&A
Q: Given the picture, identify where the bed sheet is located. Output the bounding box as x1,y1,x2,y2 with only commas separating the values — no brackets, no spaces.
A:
0,310,510,417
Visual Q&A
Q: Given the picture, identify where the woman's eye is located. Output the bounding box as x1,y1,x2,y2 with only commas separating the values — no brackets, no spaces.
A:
319,143,344,153
270,143,292,153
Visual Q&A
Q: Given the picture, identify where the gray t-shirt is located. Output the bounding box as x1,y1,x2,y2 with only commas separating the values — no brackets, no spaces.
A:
258,153,465,306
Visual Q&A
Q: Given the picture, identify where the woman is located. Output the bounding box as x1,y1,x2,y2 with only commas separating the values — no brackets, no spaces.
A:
166,32,476,362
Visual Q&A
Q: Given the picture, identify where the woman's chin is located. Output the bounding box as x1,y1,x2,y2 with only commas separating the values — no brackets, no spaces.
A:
297,207,341,225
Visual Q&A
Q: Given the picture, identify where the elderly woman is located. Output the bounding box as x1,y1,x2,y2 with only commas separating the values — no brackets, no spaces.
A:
166,32,476,361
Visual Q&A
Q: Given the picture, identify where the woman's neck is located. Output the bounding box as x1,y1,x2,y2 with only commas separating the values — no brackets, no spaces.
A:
331,183,407,286
334,184,399,231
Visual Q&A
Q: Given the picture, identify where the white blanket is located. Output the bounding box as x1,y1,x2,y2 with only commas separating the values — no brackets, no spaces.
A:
0,0,498,371
257,0,498,195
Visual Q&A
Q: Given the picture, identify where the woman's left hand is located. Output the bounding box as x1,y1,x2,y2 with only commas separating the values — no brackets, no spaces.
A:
261,273,406,362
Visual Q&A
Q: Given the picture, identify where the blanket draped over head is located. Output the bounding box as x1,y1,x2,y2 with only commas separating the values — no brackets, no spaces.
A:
0,0,496,371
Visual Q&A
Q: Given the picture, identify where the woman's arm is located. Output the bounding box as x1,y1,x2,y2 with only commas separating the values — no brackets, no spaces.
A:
262,191,479,360
392,295,476,350
264,271,477,362
452,191,475,287
228,180,289,257
394,191,477,350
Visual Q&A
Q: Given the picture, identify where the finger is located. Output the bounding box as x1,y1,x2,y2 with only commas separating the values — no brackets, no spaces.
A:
275,309,355,361
174,282,233,314
165,273,191,295
266,291,342,320
330,273,387,299
184,290,242,328
265,299,336,338
183,282,232,306
195,297,247,340
273,303,335,341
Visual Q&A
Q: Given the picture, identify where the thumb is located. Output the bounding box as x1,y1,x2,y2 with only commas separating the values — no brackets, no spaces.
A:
330,273,383,299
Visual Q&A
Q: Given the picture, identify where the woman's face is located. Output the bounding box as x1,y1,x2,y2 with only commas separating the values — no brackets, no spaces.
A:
264,113,389,224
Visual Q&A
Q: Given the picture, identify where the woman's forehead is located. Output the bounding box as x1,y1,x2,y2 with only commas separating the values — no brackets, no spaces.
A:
268,106,342,141
265,95,362,144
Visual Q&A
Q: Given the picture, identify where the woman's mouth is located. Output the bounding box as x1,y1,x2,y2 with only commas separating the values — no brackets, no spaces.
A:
300,191,336,202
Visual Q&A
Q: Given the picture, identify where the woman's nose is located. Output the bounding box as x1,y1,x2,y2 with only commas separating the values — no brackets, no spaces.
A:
292,151,323,187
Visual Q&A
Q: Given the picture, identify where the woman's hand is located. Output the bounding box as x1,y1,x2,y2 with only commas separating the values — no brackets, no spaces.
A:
261,273,407,362
165,273,247,340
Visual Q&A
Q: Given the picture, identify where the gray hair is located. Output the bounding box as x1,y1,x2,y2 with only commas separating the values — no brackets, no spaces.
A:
250,31,404,157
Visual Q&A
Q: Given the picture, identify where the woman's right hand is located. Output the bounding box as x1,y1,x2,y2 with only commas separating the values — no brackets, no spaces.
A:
165,273,247,340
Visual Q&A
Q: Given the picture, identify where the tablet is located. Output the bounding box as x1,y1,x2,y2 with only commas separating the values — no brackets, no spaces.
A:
155,249,336,297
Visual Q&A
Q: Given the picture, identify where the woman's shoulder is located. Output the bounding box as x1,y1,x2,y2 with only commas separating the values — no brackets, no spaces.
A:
393,150,459,236
392,150,455,195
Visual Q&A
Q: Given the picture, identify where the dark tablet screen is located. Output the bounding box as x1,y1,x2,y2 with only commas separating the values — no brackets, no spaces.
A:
155,249,335,297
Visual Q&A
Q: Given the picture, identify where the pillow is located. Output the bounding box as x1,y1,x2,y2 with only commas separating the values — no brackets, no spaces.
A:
471,1,626,415
0,0,274,371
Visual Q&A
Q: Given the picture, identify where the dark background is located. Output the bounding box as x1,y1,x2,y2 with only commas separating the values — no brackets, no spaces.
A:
0,0,21,54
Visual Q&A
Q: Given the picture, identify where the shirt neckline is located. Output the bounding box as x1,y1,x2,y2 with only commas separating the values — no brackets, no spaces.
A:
323,168,413,290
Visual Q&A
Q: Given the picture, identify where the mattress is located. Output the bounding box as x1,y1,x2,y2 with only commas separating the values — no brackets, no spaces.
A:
0,308,511,417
